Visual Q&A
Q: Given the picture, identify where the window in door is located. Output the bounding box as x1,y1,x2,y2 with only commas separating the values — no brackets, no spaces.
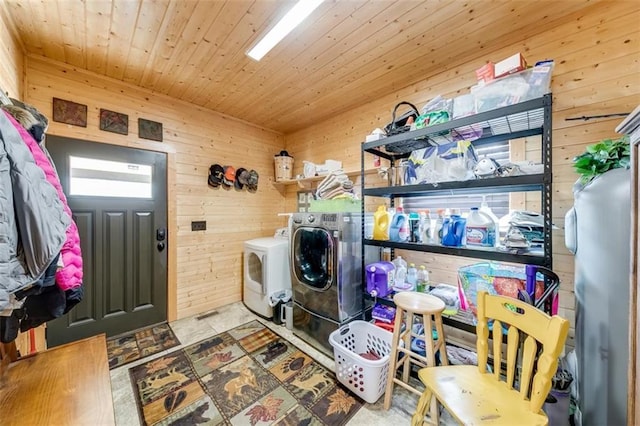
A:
69,156,153,198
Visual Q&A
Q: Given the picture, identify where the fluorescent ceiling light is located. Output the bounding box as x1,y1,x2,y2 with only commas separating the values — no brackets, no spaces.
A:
247,0,324,61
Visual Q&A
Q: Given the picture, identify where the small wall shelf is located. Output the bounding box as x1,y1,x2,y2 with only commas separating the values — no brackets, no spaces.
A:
273,168,380,188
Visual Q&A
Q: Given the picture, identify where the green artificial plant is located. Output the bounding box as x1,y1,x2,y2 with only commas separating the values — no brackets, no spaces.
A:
572,135,630,184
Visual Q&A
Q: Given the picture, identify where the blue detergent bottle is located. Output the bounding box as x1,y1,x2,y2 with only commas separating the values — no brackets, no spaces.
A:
389,207,409,242
441,214,466,247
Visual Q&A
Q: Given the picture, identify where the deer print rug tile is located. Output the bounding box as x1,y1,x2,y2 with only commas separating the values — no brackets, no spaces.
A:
108,322,181,370
128,320,363,425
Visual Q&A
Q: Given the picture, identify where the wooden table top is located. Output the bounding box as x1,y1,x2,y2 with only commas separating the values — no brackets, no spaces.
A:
0,334,115,425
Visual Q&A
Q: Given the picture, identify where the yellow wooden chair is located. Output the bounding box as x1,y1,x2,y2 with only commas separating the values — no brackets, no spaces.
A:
411,290,569,425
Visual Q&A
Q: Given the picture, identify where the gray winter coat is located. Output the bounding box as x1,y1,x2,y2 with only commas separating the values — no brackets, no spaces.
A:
0,111,70,309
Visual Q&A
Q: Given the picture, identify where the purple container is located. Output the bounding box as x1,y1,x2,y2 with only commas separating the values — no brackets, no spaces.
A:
366,261,395,298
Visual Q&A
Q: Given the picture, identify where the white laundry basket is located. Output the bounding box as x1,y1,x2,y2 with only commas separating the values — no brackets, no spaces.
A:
328,320,395,403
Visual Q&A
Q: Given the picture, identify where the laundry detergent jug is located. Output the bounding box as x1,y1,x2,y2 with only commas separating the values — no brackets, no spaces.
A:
373,205,390,241
441,214,466,247
389,207,409,242
365,261,395,298
465,207,496,248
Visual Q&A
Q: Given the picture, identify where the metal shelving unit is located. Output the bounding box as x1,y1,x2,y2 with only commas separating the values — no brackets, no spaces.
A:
363,173,547,198
360,93,555,332
363,238,546,266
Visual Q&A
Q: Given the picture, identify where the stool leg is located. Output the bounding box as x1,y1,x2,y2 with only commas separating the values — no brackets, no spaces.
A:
402,311,414,384
423,314,436,367
384,307,404,410
420,313,440,422
435,313,448,366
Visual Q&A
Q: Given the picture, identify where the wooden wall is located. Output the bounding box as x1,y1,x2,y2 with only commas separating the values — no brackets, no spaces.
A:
0,2,24,99
24,55,287,320
283,1,640,347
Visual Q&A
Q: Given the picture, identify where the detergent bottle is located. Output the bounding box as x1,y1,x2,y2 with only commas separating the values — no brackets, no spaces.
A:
419,210,430,243
398,208,410,242
409,211,421,242
441,214,466,247
465,207,496,248
373,205,390,240
431,209,445,244
392,256,408,290
389,207,409,242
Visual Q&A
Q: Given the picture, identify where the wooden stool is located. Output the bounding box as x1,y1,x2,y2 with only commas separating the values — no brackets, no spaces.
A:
383,292,448,421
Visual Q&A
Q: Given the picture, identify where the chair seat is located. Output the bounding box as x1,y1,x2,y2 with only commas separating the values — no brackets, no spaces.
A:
418,365,548,425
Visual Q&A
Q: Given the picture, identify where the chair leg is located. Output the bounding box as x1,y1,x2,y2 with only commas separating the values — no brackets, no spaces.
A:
429,390,440,425
411,388,438,426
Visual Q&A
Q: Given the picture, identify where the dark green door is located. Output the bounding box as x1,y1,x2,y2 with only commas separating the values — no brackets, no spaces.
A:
46,136,168,347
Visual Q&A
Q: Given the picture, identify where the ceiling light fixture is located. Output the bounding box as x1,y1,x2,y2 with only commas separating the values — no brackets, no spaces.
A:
246,0,324,61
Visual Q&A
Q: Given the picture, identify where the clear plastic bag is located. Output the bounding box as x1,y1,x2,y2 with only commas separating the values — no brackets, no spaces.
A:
452,94,483,141
420,95,453,116
428,284,459,315
406,140,478,184
414,96,453,136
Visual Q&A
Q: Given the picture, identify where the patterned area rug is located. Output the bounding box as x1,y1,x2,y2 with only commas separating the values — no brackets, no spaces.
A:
107,322,180,370
128,320,364,425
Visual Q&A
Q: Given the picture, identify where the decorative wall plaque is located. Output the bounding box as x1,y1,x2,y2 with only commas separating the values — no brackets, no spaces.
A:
99,109,128,135
138,118,163,142
52,97,87,127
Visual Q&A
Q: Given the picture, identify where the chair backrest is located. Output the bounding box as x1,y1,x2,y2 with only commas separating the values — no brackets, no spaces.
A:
475,290,570,413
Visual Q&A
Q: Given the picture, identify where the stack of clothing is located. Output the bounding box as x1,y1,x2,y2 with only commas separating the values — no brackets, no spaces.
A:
0,100,84,342
315,170,354,200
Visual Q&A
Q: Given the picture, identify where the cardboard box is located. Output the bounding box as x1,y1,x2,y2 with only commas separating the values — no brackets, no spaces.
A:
475,62,495,83
494,53,527,78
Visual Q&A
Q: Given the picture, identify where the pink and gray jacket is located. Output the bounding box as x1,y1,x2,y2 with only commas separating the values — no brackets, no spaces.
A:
4,111,83,292
0,112,69,310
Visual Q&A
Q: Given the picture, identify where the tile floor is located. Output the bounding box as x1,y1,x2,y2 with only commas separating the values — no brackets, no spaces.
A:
109,301,425,425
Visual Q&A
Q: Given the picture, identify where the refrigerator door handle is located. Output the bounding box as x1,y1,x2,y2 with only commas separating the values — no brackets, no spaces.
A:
564,207,577,254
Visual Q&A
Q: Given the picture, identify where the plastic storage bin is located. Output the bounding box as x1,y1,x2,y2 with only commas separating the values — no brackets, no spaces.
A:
457,262,548,319
328,320,395,403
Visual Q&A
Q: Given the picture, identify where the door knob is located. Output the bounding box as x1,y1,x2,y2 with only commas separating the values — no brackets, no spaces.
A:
157,242,166,252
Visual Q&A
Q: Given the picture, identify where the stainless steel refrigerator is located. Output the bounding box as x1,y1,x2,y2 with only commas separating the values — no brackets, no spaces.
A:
565,167,631,425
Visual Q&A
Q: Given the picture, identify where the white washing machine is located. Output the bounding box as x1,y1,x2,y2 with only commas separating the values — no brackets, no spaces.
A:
243,237,291,318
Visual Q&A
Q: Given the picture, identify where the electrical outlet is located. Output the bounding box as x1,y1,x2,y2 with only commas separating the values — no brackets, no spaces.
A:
191,221,206,231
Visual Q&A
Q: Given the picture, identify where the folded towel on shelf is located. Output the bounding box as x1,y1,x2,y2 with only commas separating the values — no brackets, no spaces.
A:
315,170,354,200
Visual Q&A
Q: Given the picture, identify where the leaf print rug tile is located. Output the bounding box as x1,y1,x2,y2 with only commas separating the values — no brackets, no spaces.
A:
129,320,364,425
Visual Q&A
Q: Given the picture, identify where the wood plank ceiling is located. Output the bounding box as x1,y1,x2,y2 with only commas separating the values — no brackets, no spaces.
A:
3,0,599,134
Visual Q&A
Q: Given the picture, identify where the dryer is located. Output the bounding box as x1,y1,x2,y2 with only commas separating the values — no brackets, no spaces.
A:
243,237,291,318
